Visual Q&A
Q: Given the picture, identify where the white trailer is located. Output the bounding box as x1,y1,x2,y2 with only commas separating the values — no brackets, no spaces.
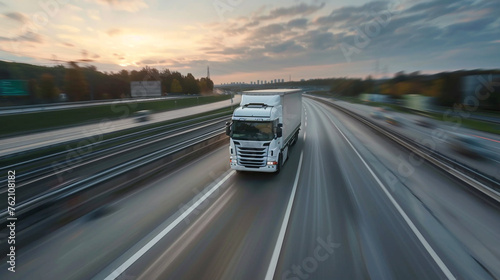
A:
226,89,302,173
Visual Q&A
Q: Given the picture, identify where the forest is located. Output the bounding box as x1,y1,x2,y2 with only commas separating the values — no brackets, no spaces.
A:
0,61,214,103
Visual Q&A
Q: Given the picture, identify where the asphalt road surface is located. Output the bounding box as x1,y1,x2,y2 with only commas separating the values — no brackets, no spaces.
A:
1,97,498,280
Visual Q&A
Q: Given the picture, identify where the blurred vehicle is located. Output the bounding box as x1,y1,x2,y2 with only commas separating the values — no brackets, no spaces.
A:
448,133,488,158
370,107,385,119
58,93,68,102
415,117,435,128
385,113,402,126
134,110,151,122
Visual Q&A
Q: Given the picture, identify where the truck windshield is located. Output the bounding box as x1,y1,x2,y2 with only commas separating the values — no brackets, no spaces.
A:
232,121,274,141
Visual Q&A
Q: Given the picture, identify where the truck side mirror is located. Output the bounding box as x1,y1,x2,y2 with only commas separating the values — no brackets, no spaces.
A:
276,124,283,138
225,122,231,136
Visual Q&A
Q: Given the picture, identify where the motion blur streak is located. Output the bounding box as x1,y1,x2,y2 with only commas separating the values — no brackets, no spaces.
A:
466,134,500,144
265,151,304,280
103,170,236,280
325,106,456,280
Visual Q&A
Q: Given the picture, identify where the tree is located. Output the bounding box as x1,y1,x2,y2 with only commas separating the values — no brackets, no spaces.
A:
395,81,413,96
437,73,461,106
171,79,182,93
380,82,395,96
38,73,58,101
160,68,173,94
364,75,374,93
199,78,209,94
206,77,214,92
0,68,10,79
424,79,444,97
184,73,200,94
65,62,88,101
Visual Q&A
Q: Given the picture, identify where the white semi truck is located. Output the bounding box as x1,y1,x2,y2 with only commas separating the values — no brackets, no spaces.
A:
225,89,302,173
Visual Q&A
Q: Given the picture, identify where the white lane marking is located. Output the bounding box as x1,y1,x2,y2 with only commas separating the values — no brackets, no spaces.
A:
265,152,304,280
327,116,456,280
103,170,236,280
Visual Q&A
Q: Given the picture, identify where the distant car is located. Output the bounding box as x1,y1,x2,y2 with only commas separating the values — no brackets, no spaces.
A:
448,133,488,158
58,93,68,102
385,113,402,126
370,108,385,119
134,110,151,122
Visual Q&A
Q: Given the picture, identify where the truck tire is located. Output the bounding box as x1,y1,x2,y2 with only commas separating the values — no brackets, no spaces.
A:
276,153,283,174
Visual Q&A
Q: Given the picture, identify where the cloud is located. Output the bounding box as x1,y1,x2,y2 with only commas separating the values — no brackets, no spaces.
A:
287,18,308,29
252,23,285,37
264,40,305,54
53,24,80,33
206,46,252,56
140,59,157,65
69,15,84,22
0,31,43,43
93,0,148,12
3,12,28,23
298,30,336,50
106,28,122,36
444,17,497,36
315,1,391,28
3,0,499,83
87,10,100,21
192,0,500,80
256,2,326,21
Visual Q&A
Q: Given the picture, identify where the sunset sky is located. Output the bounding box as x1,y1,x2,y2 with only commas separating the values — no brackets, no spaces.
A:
0,0,499,84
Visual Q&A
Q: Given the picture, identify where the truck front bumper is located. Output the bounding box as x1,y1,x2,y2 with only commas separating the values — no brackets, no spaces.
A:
230,161,278,173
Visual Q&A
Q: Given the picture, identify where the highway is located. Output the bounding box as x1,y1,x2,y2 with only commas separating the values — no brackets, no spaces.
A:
1,97,499,279
331,99,500,181
0,95,241,157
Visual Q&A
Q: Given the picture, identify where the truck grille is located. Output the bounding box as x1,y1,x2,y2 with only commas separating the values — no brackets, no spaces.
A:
237,146,267,168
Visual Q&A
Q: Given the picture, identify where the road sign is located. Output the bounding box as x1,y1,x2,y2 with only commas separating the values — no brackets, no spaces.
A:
0,80,29,96
131,81,161,97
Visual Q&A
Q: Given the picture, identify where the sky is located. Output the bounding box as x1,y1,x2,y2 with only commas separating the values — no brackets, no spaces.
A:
0,0,499,84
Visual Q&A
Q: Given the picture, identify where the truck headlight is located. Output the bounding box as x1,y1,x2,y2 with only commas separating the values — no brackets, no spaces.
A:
267,161,278,165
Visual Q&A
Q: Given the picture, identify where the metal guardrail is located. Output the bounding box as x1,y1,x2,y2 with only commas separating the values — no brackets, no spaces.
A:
0,96,195,115
0,114,230,192
310,97,500,203
0,110,230,163
0,128,226,221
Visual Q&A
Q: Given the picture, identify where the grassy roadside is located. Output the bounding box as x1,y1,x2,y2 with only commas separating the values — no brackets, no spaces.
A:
0,95,230,136
422,111,500,135
329,94,500,135
1,106,234,168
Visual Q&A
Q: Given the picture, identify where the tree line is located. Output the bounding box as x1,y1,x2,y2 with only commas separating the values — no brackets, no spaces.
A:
0,61,214,103
279,69,500,110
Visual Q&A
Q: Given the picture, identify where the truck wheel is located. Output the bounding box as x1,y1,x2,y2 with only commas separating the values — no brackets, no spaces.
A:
276,153,283,174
